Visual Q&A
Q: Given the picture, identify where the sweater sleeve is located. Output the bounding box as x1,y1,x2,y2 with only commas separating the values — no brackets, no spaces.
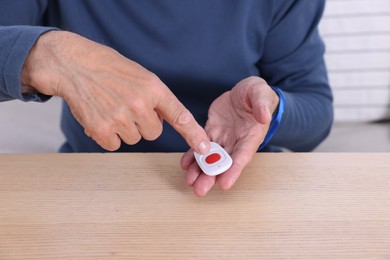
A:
0,0,56,102
258,0,333,152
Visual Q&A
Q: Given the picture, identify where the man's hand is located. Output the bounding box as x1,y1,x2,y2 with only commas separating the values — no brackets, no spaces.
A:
181,76,280,196
21,31,210,153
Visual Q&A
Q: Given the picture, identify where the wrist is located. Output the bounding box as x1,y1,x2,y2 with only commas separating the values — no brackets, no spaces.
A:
21,30,66,96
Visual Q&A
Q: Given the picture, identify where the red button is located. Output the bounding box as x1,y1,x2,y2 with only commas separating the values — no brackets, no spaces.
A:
205,153,221,164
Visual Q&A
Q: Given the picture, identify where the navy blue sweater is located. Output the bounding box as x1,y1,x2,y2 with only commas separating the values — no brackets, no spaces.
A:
0,0,333,152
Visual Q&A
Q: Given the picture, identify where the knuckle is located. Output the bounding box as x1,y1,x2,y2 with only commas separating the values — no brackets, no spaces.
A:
247,76,258,82
145,74,166,101
135,108,149,119
137,71,162,92
173,108,192,128
129,98,147,115
145,73,162,88
247,76,265,85
111,108,128,124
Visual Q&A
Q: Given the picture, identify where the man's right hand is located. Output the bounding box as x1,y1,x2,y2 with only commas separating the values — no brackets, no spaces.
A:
22,31,210,153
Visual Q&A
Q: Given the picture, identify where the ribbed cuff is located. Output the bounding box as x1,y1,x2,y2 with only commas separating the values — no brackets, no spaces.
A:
2,26,58,102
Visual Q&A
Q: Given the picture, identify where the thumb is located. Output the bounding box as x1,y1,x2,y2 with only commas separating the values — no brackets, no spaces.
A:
156,87,210,154
253,103,272,125
248,86,273,125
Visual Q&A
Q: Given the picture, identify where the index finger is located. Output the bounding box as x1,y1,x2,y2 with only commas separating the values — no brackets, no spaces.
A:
155,87,210,154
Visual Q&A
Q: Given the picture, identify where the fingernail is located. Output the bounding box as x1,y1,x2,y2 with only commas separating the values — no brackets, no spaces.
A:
198,141,210,154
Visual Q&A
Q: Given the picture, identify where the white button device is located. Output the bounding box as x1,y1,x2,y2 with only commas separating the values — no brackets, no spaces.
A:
194,142,233,176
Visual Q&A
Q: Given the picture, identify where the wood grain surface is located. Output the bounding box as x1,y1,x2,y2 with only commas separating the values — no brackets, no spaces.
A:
0,153,390,259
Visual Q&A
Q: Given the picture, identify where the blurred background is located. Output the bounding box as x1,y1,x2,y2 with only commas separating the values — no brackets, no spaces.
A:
0,0,389,153
317,0,390,151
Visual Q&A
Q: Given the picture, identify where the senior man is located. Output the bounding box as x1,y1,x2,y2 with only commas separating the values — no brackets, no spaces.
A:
0,0,333,196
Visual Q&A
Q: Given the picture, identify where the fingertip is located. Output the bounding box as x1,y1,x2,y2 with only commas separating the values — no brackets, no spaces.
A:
217,164,242,191
218,176,234,191
193,174,215,197
193,182,210,197
257,105,272,125
194,187,208,197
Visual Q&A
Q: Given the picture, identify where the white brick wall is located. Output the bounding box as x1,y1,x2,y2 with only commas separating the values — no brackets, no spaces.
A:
319,0,390,122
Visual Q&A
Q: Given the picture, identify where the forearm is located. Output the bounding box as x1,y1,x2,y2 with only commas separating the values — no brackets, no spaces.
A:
270,88,333,151
257,0,331,151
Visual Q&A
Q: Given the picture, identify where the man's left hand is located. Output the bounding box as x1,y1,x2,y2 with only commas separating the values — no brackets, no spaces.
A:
181,76,280,196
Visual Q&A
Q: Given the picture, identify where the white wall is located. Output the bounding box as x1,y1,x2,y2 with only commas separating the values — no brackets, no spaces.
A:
0,97,64,153
319,0,390,122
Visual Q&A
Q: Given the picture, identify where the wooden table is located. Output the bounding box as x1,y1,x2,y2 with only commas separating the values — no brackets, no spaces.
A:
1,153,390,259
